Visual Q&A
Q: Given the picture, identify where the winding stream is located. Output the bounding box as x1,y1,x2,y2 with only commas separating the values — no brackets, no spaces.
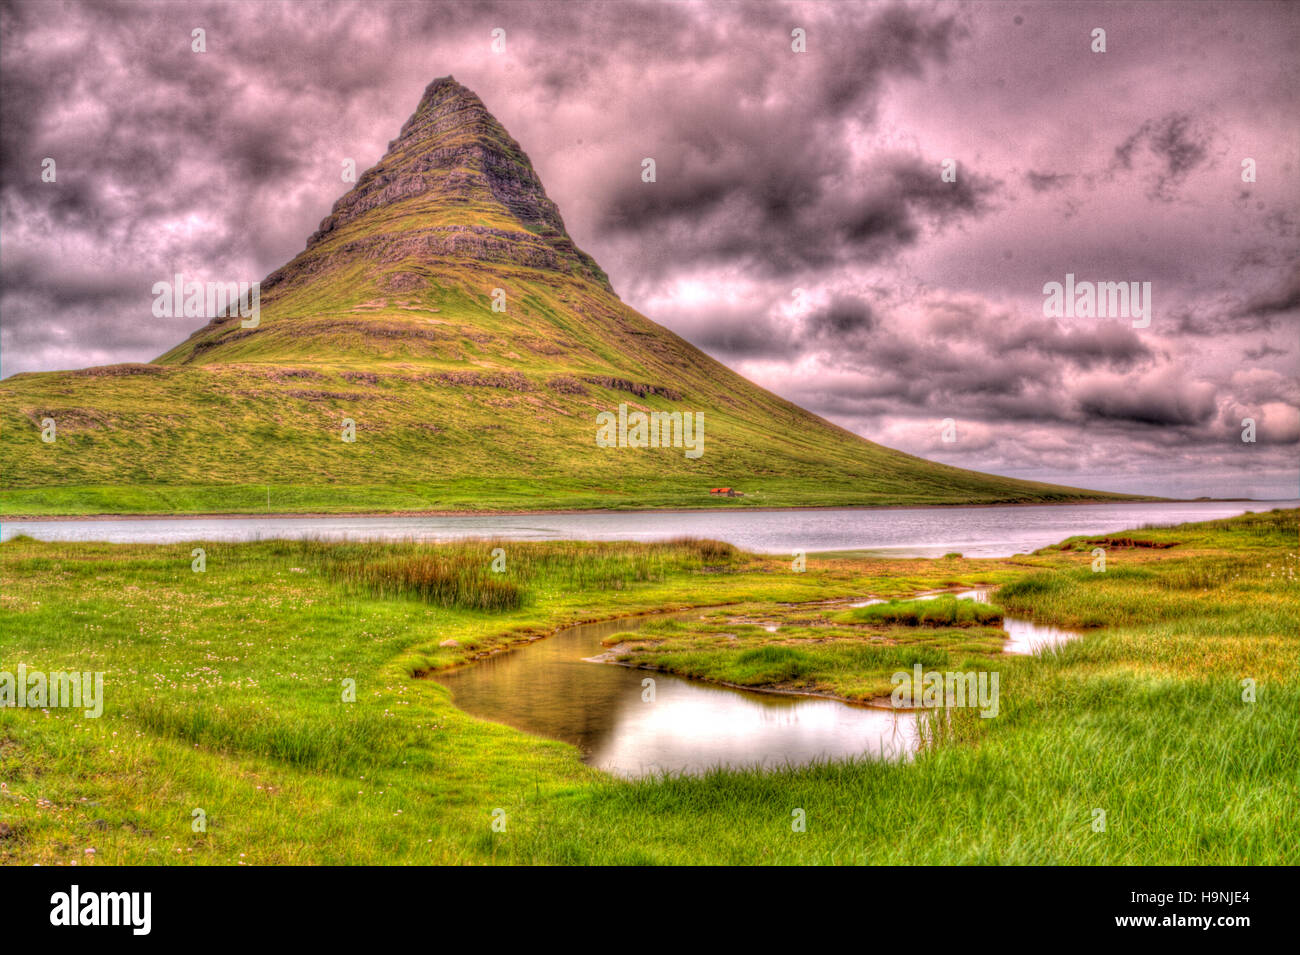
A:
435,612,921,779
433,589,1080,778
960,589,1081,655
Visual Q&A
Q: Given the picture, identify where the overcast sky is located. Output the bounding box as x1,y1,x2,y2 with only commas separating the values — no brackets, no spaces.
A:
2,0,1297,498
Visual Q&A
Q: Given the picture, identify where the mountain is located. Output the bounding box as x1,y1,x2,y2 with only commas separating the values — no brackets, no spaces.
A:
0,77,1137,516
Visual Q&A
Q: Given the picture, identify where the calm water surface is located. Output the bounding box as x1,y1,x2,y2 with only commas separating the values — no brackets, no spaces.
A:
434,613,920,778
435,590,1078,778
4,500,1289,557
958,588,1081,655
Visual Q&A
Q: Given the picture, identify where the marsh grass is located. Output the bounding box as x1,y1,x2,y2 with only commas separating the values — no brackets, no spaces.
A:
330,553,525,610
129,697,388,774
724,643,954,690
312,535,741,606
1,509,1295,865
843,594,1003,627
612,609,995,701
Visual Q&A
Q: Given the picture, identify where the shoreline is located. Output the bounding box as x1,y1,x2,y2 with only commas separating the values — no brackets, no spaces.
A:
586,583,1061,710
425,599,907,711
604,658,902,711
2,496,1267,523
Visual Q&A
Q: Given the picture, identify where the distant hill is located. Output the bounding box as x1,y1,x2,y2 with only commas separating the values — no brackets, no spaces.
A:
0,77,1141,516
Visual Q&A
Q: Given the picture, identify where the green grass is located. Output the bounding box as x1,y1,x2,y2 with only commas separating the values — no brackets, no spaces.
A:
842,594,1004,627
602,595,1008,701
0,474,1139,517
1,510,1295,864
328,551,526,611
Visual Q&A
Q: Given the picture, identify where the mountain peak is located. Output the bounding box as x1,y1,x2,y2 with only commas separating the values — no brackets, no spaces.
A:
397,75,494,146
261,76,611,297
410,75,481,113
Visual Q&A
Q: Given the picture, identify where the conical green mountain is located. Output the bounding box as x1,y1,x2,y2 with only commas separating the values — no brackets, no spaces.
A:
1,77,1133,516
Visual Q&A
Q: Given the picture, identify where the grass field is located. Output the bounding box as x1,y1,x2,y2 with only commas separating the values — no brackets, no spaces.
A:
0,473,1142,518
1,509,1295,864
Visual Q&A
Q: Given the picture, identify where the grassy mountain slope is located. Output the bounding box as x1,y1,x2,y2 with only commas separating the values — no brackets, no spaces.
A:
0,78,1139,516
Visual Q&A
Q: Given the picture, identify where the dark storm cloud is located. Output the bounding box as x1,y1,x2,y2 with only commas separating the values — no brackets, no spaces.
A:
602,151,999,278
1024,170,1073,193
1002,323,1153,371
666,293,877,361
770,296,1157,428
594,5,988,278
1075,371,1217,427
1245,343,1288,360
925,304,1154,371
755,287,1291,481
1,252,148,309
805,295,876,340
666,300,798,360
1171,263,1300,336
1237,263,1300,324
1112,113,1213,202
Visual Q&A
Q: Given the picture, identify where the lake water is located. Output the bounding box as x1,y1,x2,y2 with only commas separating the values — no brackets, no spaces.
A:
3,500,1290,558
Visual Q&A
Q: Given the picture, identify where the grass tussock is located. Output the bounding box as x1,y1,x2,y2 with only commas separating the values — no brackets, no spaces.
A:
844,594,1003,627
662,536,738,564
331,553,525,610
129,698,387,774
